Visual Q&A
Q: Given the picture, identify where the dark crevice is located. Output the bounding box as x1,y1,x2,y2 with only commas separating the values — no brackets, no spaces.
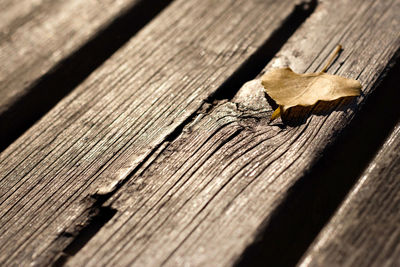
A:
50,138,169,266
0,0,174,152
207,0,317,102
64,208,116,257
52,205,116,267
52,198,117,266
235,51,400,267
164,101,214,143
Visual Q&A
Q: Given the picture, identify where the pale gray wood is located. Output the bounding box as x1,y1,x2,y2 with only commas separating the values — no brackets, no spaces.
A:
0,0,300,265
65,0,400,266
0,0,143,148
298,122,400,267
0,0,139,108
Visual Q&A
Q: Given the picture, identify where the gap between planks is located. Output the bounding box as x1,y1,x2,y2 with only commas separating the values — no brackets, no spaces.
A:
0,0,174,152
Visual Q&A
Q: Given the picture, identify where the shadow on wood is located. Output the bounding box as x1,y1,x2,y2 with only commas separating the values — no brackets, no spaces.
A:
0,0,174,152
235,52,400,267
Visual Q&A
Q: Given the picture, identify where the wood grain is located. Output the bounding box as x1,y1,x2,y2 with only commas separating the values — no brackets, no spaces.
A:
0,0,300,265
65,0,400,266
0,0,146,109
299,122,400,267
0,0,149,149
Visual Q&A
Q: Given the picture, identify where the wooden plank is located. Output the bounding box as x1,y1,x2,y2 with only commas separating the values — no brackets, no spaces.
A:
65,0,400,266
0,0,301,265
299,122,400,267
0,0,141,102
0,0,166,150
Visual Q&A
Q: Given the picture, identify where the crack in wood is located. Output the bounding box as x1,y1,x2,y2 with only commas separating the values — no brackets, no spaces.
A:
52,206,117,267
46,135,172,266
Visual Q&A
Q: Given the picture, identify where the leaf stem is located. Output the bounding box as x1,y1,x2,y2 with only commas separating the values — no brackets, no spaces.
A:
320,44,342,73
270,106,282,121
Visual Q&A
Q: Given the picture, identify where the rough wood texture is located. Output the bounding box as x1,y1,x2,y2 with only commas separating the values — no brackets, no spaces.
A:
0,0,300,265
0,0,143,109
66,0,400,266
299,122,400,267
0,0,148,149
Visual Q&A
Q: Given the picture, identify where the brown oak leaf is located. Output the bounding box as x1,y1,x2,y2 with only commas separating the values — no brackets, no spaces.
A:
261,45,362,121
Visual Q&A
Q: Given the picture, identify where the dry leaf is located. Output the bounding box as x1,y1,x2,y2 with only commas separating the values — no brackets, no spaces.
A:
261,45,362,121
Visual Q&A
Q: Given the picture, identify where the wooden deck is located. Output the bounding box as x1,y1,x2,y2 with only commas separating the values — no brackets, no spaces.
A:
0,0,399,266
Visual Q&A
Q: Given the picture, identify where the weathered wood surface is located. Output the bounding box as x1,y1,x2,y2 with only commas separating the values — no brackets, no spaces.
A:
0,0,151,149
0,0,302,265
65,0,400,266
299,122,400,267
